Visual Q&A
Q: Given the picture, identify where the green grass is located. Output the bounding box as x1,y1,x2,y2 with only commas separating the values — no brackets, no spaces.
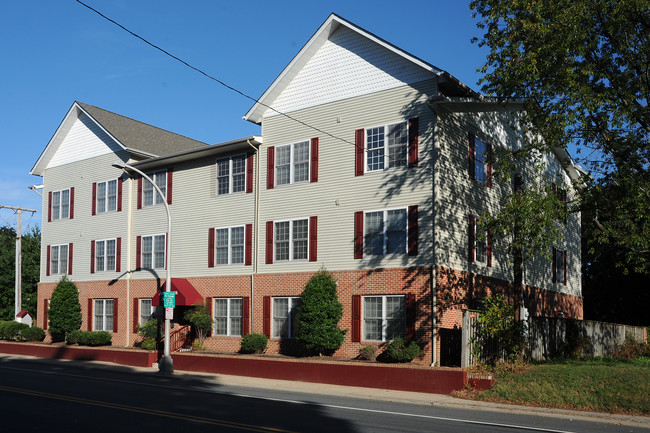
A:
477,359,650,415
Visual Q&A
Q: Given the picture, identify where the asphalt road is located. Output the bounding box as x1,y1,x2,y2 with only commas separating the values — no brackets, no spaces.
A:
0,356,647,433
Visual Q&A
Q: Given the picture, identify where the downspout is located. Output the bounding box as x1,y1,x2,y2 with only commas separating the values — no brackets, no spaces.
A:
247,140,260,332
427,98,439,367
125,172,134,347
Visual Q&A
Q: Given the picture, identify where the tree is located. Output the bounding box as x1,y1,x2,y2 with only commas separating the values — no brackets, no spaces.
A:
48,276,82,341
184,302,212,349
0,226,41,321
470,0,650,274
296,268,346,356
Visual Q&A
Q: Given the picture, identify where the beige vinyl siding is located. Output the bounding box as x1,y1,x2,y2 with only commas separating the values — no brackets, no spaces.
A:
40,151,130,283
258,80,436,273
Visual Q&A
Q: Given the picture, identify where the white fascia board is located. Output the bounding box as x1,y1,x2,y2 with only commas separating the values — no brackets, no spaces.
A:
243,14,444,124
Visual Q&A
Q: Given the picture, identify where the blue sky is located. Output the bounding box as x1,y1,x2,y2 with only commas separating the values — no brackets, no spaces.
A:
0,1,487,232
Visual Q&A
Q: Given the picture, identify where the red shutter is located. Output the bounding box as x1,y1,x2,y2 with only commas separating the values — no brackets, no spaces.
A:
310,137,319,183
242,297,250,336
408,118,419,167
133,298,139,333
309,216,318,262
136,236,142,269
117,178,123,212
408,205,418,256
263,296,271,338
137,177,143,209
116,237,122,273
87,299,93,331
92,183,97,216
468,133,475,179
267,146,275,189
69,187,75,219
406,293,416,340
564,250,567,286
354,211,364,259
552,247,557,283
245,224,253,266
113,298,118,333
487,229,493,267
265,221,274,264
46,245,51,276
208,228,215,268
246,152,254,193
355,129,365,176
43,299,48,330
469,215,476,263
486,141,493,188
352,295,361,342
68,243,73,275
166,168,173,205
48,191,52,222
90,240,95,274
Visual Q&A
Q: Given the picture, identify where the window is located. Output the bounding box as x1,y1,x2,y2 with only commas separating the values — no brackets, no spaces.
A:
364,209,407,256
95,239,116,272
94,299,114,332
50,244,69,275
474,139,487,183
553,247,567,285
216,154,246,195
276,141,309,185
215,226,245,265
96,180,118,213
366,121,408,172
143,171,167,206
141,234,166,269
363,295,405,341
140,299,152,325
272,297,300,339
469,133,492,186
275,219,308,261
474,218,488,265
554,183,568,223
51,189,71,220
213,298,243,336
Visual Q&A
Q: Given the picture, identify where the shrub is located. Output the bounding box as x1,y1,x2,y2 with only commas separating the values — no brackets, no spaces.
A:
613,335,650,361
0,321,29,340
296,267,346,355
473,295,526,364
240,333,268,354
358,345,379,361
20,326,45,342
48,276,82,341
140,338,156,351
137,319,159,350
383,338,421,363
184,302,213,348
66,330,82,345
66,330,112,346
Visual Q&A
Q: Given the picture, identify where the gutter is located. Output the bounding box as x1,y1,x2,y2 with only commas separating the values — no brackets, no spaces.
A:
247,139,261,332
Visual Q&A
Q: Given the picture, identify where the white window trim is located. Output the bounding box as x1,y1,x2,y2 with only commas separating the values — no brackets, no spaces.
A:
50,243,69,275
213,297,243,337
51,189,71,220
274,218,309,262
94,298,114,332
275,140,310,186
96,179,118,213
95,238,117,272
141,233,166,269
272,296,300,339
214,226,245,266
362,295,406,342
364,120,409,173
216,154,247,195
143,170,167,207
139,298,152,325
363,207,408,256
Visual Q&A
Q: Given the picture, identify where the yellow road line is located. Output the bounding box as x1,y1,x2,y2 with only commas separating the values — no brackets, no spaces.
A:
0,385,296,433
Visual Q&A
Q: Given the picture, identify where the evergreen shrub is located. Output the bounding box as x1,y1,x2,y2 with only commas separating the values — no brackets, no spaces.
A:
240,333,268,354
20,326,45,342
48,276,82,341
384,338,421,363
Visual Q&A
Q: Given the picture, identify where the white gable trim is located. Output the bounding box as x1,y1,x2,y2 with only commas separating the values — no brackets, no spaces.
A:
30,102,127,176
243,13,444,124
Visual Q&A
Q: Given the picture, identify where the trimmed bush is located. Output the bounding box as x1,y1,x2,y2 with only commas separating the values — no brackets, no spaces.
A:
66,330,112,346
358,345,379,361
240,333,268,354
48,276,82,341
383,338,421,363
20,326,45,342
66,330,82,345
0,321,30,341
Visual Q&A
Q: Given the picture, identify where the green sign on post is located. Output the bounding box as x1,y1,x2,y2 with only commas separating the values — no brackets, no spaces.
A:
163,291,176,308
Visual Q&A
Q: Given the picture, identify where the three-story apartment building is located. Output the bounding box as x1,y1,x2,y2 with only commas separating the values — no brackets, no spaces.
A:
31,14,583,366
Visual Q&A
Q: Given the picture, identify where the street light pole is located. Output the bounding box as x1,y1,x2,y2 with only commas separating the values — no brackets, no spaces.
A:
113,161,173,374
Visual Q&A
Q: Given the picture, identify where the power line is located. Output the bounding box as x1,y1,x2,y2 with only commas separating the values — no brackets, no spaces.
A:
74,0,362,152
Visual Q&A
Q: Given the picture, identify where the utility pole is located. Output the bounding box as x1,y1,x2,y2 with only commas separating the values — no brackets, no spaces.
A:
0,205,38,319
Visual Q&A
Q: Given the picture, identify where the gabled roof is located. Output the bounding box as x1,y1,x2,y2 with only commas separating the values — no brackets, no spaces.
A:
31,102,209,176
244,13,476,124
